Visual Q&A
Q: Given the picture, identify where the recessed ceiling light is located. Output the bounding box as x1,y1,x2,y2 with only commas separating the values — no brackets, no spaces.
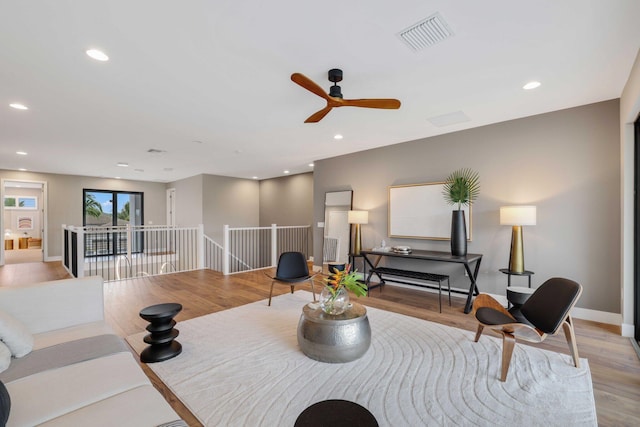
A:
523,81,541,90
252,176,258,180
114,176,121,179
86,49,109,61
334,134,343,140
117,162,129,167
16,151,27,155
18,168,27,171
308,163,314,167
284,170,290,174
10,103,28,110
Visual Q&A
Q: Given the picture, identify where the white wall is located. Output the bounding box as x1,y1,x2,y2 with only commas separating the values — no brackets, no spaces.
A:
620,49,640,336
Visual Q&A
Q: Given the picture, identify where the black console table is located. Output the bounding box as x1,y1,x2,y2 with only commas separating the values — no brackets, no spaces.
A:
360,249,483,314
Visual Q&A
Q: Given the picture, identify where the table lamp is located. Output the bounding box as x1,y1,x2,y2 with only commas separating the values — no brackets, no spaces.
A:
500,206,536,273
348,210,368,256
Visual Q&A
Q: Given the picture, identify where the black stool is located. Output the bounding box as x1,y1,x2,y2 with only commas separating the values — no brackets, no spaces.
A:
295,400,378,427
139,303,183,363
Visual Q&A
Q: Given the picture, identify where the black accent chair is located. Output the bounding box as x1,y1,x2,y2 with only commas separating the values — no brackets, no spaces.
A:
473,277,582,381
265,252,317,306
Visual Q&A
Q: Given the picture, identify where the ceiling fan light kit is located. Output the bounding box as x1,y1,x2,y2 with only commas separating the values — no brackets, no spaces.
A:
291,69,401,123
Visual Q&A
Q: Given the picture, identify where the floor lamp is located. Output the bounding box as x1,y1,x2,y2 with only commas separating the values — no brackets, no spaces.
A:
500,206,536,273
348,210,368,256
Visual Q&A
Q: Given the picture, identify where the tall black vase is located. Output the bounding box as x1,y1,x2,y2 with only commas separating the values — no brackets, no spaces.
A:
450,210,467,256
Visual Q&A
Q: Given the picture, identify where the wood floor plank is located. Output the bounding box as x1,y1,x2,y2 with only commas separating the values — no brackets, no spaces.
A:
2,263,639,426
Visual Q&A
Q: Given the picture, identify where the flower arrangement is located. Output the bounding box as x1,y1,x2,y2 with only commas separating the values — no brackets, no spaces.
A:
321,264,367,315
326,264,368,297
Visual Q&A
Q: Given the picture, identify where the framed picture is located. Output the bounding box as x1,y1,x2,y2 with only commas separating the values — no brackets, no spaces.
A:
388,182,471,240
4,196,16,207
17,216,33,230
4,195,37,210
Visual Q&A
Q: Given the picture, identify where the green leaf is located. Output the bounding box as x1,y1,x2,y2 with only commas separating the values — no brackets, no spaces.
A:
442,168,480,210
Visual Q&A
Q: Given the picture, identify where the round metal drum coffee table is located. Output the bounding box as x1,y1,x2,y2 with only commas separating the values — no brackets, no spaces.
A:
297,302,371,363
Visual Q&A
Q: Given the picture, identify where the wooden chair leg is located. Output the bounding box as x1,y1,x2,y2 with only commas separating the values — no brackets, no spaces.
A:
562,316,580,368
474,324,484,342
290,285,295,294
268,281,275,306
500,333,516,382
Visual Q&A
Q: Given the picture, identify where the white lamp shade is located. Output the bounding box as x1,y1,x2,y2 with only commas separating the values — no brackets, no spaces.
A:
348,210,369,225
500,206,536,226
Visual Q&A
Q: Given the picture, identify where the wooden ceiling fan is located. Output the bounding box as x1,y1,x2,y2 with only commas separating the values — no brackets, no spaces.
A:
291,69,401,123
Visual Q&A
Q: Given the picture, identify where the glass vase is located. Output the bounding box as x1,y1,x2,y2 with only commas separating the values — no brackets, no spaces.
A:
320,286,350,315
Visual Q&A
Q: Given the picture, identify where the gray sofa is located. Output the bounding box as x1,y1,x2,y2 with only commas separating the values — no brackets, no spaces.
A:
0,276,185,427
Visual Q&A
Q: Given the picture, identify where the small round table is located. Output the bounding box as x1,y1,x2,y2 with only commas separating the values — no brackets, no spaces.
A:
297,302,371,363
295,399,378,427
499,268,534,288
139,303,183,363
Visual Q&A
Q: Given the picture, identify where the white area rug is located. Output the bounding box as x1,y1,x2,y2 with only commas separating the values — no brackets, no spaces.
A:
127,291,597,426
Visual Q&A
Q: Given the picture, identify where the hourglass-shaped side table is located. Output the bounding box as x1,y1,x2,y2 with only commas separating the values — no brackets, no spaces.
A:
139,303,183,363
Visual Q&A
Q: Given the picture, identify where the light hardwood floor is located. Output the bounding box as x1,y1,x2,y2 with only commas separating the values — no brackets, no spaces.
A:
2,263,639,426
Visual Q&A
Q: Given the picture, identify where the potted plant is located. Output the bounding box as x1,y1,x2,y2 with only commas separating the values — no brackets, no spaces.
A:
442,168,480,256
320,264,368,315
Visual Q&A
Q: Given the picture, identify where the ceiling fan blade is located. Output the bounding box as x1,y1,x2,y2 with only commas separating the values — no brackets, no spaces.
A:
342,98,401,109
304,106,333,123
291,73,330,100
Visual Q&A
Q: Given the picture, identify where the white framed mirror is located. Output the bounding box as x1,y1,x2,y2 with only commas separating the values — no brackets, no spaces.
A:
322,190,353,271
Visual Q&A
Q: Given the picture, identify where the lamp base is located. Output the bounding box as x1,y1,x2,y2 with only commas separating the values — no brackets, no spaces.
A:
508,225,525,273
353,224,362,256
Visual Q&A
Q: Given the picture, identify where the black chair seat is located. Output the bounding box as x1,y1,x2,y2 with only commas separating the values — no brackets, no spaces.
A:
274,275,311,283
475,307,515,326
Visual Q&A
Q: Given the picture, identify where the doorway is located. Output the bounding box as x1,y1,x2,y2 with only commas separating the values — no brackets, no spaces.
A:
1,180,46,265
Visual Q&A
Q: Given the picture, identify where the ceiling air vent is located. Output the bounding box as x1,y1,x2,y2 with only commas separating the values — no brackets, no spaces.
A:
398,12,454,52
147,148,165,154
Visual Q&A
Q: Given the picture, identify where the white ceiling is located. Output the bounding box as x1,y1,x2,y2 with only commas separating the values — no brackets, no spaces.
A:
1,1,639,183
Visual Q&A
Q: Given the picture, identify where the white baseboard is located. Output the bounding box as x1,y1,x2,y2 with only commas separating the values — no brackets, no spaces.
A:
621,323,635,338
571,306,622,327
45,256,62,262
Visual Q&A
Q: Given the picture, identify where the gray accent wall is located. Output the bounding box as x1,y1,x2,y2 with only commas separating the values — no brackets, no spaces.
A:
313,99,621,313
202,174,259,242
169,174,260,243
170,174,204,227
259,173,313,227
